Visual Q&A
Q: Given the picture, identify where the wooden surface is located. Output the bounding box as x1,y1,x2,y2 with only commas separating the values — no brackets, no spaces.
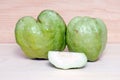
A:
0,43,120,80
0,0,120,43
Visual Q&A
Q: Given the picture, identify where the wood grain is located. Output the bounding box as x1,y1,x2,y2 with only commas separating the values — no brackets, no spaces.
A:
0,0,120,43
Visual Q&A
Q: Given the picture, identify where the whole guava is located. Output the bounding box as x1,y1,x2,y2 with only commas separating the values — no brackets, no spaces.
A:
66,16,107,61
15,10,66,59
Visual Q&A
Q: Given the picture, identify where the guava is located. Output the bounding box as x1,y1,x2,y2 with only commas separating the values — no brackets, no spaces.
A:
48,51,87,69
66,16,107,61
15,10,66,59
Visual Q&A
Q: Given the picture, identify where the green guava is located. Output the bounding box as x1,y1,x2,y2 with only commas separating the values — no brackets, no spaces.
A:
15,10,66,59
66,16,107,61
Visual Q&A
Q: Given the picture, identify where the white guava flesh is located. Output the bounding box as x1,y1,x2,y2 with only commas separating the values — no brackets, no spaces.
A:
48,51,87,69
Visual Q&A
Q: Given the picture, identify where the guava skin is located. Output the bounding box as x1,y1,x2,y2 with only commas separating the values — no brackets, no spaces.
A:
15,10,66,59
66,16,107,61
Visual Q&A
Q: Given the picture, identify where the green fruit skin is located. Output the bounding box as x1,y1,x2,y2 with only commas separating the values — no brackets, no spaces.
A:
66,16,107,61
15,10,66,59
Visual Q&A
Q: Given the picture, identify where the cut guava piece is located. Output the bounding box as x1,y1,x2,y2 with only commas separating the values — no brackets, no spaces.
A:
48,51,87,69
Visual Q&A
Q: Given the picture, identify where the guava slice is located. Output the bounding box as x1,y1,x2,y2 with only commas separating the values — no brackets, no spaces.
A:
48,51,87,69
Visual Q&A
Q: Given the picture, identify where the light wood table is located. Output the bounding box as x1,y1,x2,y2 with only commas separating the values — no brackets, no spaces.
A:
0,43,120,80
